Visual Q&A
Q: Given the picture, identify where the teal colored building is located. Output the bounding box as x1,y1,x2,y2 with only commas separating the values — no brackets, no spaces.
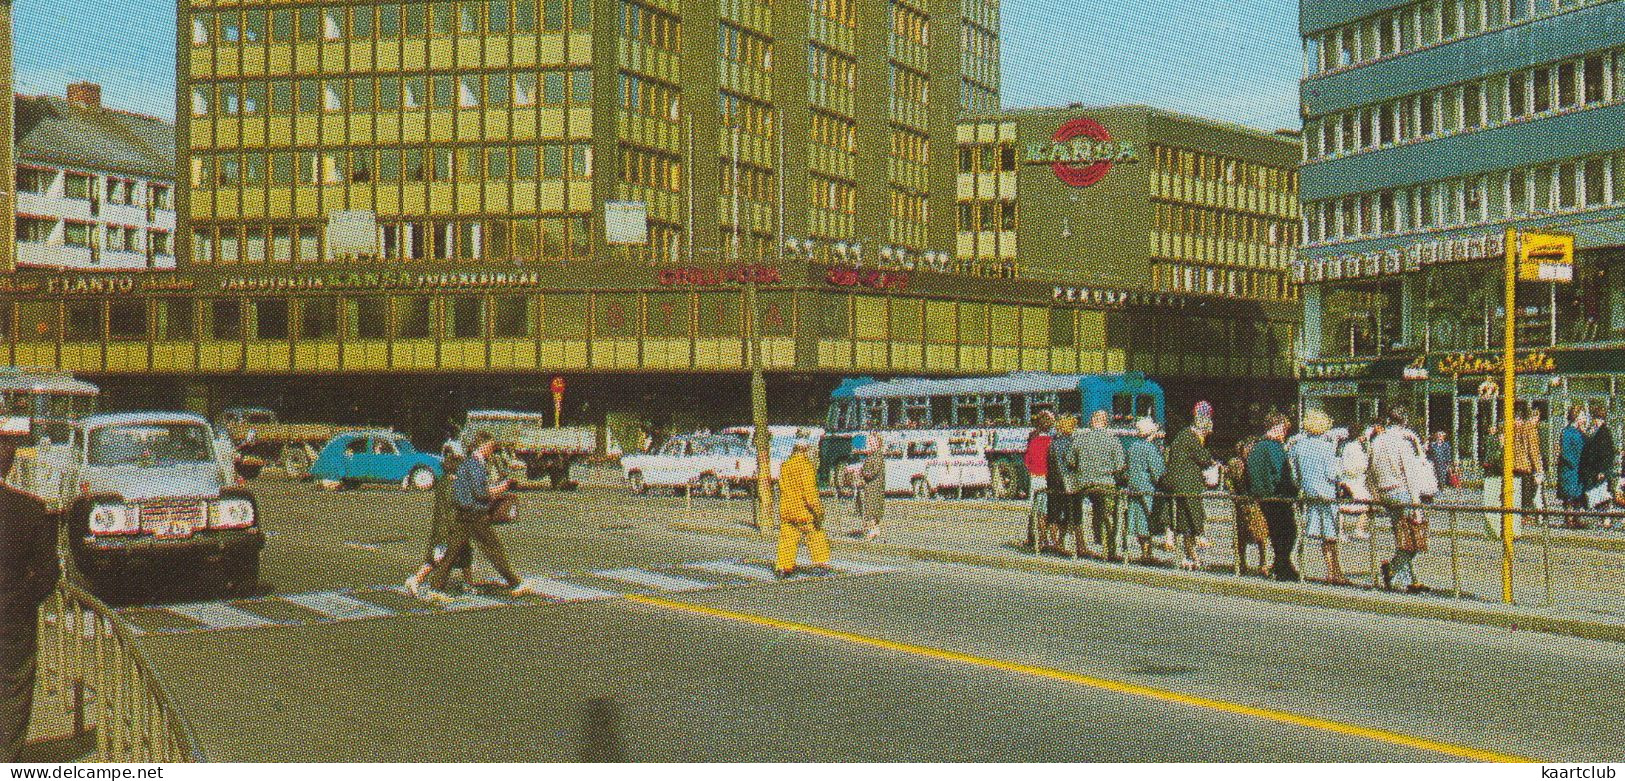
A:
1297,0,1625,469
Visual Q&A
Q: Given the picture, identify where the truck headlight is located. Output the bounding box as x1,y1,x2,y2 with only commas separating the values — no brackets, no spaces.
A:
88,503,136,535
213,497,256,529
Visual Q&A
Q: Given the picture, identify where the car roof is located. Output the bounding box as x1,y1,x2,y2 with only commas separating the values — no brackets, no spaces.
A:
0,369,99,396
331,430,400,440
81,411,210,428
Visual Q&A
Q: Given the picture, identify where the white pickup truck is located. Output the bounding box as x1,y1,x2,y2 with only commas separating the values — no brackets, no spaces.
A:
448,410,596,490
837,431,993,499
10,411,264,599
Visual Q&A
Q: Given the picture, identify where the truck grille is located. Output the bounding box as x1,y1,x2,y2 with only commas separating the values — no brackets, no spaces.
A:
137,499,207,534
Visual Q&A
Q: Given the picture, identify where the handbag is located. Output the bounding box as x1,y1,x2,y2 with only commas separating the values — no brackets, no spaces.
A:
1447,468,1463,489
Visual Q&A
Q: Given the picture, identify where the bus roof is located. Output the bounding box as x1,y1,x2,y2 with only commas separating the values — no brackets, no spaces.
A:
0,368,100,396
838,372,1158,400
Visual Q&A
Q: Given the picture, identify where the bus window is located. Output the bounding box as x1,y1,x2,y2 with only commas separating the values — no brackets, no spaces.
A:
930,397,952,427
954,395,980,426
1112,394,1135,421
902,397,929,427
886,399,903,428
982,394,1010,426
1136,395,1157,419
862,401,884,429
1058,391,1082,417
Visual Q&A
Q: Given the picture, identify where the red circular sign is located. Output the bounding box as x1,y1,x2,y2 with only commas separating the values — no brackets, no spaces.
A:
1051,118,1115,188
550,376,566,395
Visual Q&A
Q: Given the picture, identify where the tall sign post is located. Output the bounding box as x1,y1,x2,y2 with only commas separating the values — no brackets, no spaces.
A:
1499,229,1574,603
551,376,565,429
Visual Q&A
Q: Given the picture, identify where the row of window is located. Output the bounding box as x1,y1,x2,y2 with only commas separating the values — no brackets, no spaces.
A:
890,63,930,106
620,146,684,192
1153,203,1295,247
957,200,1017,233
620,1,680,53
192,70,591,117
15,169,174,210
957,142,1017,174
191,144,592,188
619,72,682,123
889,187,927,225
1150,145,1297,194
720,22,773,72
16,219,173,256
190,216,590,264
811,109,857,153
1304,0,1604,76
811,174,857,214
1304,151,1625,245
960,81,999,116
811,0,857,29
1307,49,1625,161
1154,263,1292,301
891,126,930,165
4,291,813,344
809,44,858,90
720,91,775,138
191,0,591,47
719,159,776,204
889,0,930,46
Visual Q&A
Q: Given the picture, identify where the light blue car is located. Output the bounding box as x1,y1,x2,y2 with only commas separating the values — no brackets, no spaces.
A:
310,431,443,491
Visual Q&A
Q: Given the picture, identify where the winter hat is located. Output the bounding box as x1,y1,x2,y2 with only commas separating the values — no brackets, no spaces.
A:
1192,400,1214,433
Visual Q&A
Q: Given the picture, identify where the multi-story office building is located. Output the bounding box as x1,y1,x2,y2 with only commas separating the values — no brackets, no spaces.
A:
14,84,178,271
957,105,1303,429
1297,0,1625,467
176,0,1003,267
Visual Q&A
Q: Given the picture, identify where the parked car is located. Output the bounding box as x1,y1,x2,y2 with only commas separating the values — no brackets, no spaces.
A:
837,431,992,499
310,431,444,491
621,434,754,496
721,422,825,483
9,411,264,599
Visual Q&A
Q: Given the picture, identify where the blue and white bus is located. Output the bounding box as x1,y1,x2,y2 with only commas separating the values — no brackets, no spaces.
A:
820,372,1165,498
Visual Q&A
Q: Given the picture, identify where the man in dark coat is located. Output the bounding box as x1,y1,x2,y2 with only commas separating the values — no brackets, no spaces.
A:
1161,415,1214,569
1248,413,1299,582
1,483,60,762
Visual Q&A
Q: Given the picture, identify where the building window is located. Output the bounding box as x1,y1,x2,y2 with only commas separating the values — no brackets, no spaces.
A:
299,299,338,340
352,298,388,340
210,300,242,341
395,297,433,339
449,296,484,339
108,300,147,341
17,218,53,244
492,295,532,338
16,168,53,195
252,300,290,340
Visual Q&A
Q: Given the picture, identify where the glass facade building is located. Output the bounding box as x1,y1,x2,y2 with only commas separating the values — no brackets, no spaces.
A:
1297,0,1625,468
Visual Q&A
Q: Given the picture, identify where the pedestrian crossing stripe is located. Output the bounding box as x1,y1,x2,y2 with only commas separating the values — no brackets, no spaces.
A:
513,577,619,602
281,591,397,621
116,558,902,637
589,568,716,592
166,601,290,631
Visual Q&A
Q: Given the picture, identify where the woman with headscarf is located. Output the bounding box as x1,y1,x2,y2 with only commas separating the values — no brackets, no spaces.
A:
1162,410,1215,570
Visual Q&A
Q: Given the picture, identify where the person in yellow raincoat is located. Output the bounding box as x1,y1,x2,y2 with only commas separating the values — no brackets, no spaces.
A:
776,439,833,578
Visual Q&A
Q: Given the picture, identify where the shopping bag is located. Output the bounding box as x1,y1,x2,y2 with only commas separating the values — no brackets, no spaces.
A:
1202,462,1221,489
1585,482,1611,510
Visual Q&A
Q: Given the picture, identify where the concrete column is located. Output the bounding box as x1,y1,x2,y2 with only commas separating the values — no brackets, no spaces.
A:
1300,284,1323,359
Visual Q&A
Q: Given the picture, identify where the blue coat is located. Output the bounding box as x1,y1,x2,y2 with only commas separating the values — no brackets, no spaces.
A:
1123,437,1164,494
1288,435,1340,501
1559,424,1587,500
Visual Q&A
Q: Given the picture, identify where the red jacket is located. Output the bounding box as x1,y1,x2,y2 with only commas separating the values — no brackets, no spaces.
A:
1025,432,1052,477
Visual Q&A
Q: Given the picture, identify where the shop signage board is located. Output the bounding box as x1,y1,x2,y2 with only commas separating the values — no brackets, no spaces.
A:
1023,117,1141,187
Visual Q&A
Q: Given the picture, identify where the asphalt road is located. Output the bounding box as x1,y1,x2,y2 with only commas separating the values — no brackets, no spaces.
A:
123,480,1624,762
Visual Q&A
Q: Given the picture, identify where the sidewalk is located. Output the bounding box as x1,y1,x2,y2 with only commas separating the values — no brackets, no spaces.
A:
670,492,1625,643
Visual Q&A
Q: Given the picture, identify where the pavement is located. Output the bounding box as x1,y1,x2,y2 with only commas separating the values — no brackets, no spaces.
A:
26,478,1625,762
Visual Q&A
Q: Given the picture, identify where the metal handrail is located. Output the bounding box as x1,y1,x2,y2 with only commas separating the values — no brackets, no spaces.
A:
33,513,205,762
1042,487,1622,610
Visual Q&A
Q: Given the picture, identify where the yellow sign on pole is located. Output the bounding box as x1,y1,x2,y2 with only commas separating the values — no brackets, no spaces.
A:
1516,230,1575,282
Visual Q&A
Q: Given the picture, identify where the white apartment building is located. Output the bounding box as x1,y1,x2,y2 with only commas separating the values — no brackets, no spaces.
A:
14,83,177,271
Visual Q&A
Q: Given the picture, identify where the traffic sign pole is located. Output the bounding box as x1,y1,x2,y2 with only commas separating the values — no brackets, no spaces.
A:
1501,231,1517,605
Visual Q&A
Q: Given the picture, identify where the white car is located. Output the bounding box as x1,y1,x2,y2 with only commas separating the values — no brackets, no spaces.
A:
841,431,992,499
621,434,754,496
718,425,826,483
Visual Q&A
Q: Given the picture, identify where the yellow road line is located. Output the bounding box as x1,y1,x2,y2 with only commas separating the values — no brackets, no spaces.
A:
626,593,1535,763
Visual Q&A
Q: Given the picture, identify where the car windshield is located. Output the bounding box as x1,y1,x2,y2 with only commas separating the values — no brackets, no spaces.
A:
88,424,214,467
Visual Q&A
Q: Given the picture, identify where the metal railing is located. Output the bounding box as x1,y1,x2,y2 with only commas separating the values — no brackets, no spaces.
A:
30,501,205,763
36,578,204,762
1033,488,1625,612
